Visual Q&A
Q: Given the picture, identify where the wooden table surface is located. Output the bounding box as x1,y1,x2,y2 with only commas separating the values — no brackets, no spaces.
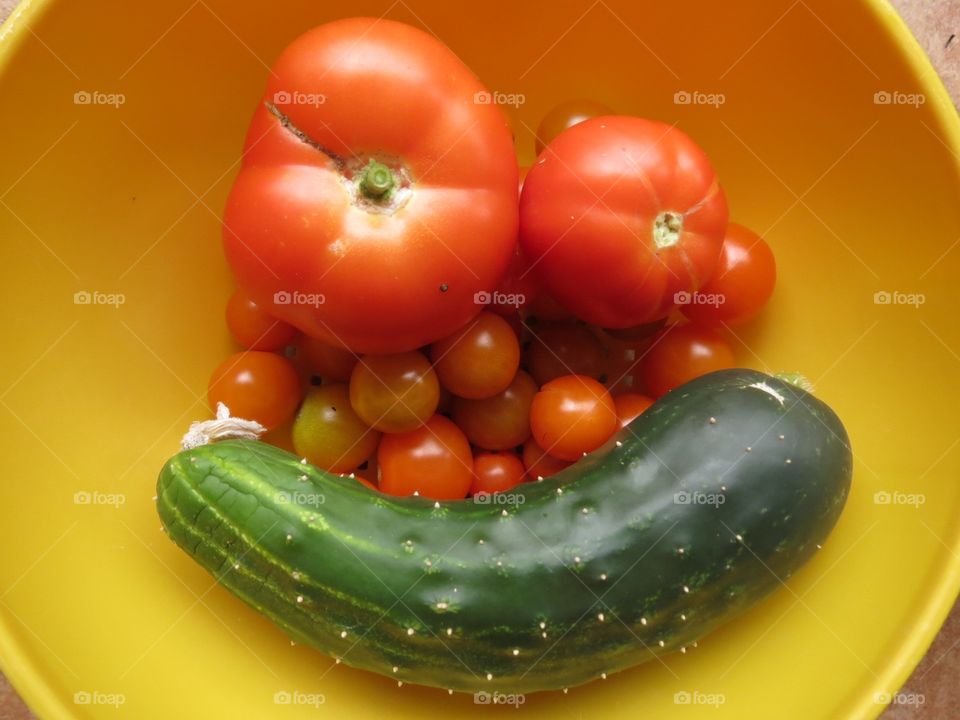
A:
0,0,957,718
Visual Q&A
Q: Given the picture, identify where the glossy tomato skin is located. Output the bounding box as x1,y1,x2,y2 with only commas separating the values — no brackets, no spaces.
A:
223,19,519,354
431,312,520,400
377,415,473,499
520,116,728,328
680,223,776,325
208,351,301,431
529,375,618,462
641,324,736,397
471,452,526,495
452,370,538,451
225,289,298,351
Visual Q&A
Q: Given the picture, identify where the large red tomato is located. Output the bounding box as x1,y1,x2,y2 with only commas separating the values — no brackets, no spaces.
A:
519,116,728,328
223,19,519,354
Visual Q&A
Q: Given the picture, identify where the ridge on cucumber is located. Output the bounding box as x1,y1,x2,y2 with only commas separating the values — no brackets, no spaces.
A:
156,368,852,694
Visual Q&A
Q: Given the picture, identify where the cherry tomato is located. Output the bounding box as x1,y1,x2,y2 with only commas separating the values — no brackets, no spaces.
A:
530,375,618,461
208,351,301,430
292,384,380,472
614,393,655,427
642,325,736,397
521,117,728,328
225,289,298,351
223,18,518,354
452,370,538,450
680,223,777,326
527,322,606,385
522,437,572,480
471,452,527,495
296,336,358,382
535,99,614,156
431,312,520,399
378,415,473,499
349,351,439,433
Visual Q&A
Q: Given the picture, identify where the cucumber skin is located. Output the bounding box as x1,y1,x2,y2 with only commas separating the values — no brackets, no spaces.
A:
156,369,851,694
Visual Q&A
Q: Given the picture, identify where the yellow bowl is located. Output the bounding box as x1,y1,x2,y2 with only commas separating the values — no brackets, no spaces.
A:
1,0,958,717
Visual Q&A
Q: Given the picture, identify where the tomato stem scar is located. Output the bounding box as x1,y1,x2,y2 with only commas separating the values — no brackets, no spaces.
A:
653,211,684,249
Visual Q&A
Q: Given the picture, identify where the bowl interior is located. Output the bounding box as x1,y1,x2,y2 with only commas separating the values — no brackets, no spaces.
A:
1,0,959,717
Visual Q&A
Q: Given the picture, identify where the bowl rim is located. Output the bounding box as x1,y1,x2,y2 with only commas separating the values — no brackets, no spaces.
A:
0,0,959,718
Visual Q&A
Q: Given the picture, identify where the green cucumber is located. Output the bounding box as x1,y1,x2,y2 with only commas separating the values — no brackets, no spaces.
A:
156,368,851,693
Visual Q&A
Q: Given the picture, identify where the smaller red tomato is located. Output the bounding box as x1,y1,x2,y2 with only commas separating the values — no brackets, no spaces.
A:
431,312,520,399
208,351,301,430
297,336,358,382
522,437,571,481
225,289,297,351
535,99,614,156
530,375,618,461
614,393,655,427
642,325,736,397
680,223,776,325
527,322,606,385
349,352,439,433
378,415,473,499
452,370,538,450
471,452,527,495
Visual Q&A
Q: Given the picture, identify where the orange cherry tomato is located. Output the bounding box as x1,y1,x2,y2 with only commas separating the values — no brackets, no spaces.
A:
296,336,358,382
529,375,618,461
349,351,439,433
292,384,380,473
641,324,736,397
452,370,538,450
527,322,606,385
614,393,655,427
522,437,572,481
471,452,527,495
535,99,614,156
431,312,520,399
378,415,473,499
225,289,297,351
680,223,777,326
208,351,301,430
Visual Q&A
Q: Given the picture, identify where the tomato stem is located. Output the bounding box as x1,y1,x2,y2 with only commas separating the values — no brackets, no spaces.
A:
359,160,396,200
653,211,684,249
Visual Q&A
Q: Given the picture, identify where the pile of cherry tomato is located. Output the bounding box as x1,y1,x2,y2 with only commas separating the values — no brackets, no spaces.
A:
209,101,777,501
